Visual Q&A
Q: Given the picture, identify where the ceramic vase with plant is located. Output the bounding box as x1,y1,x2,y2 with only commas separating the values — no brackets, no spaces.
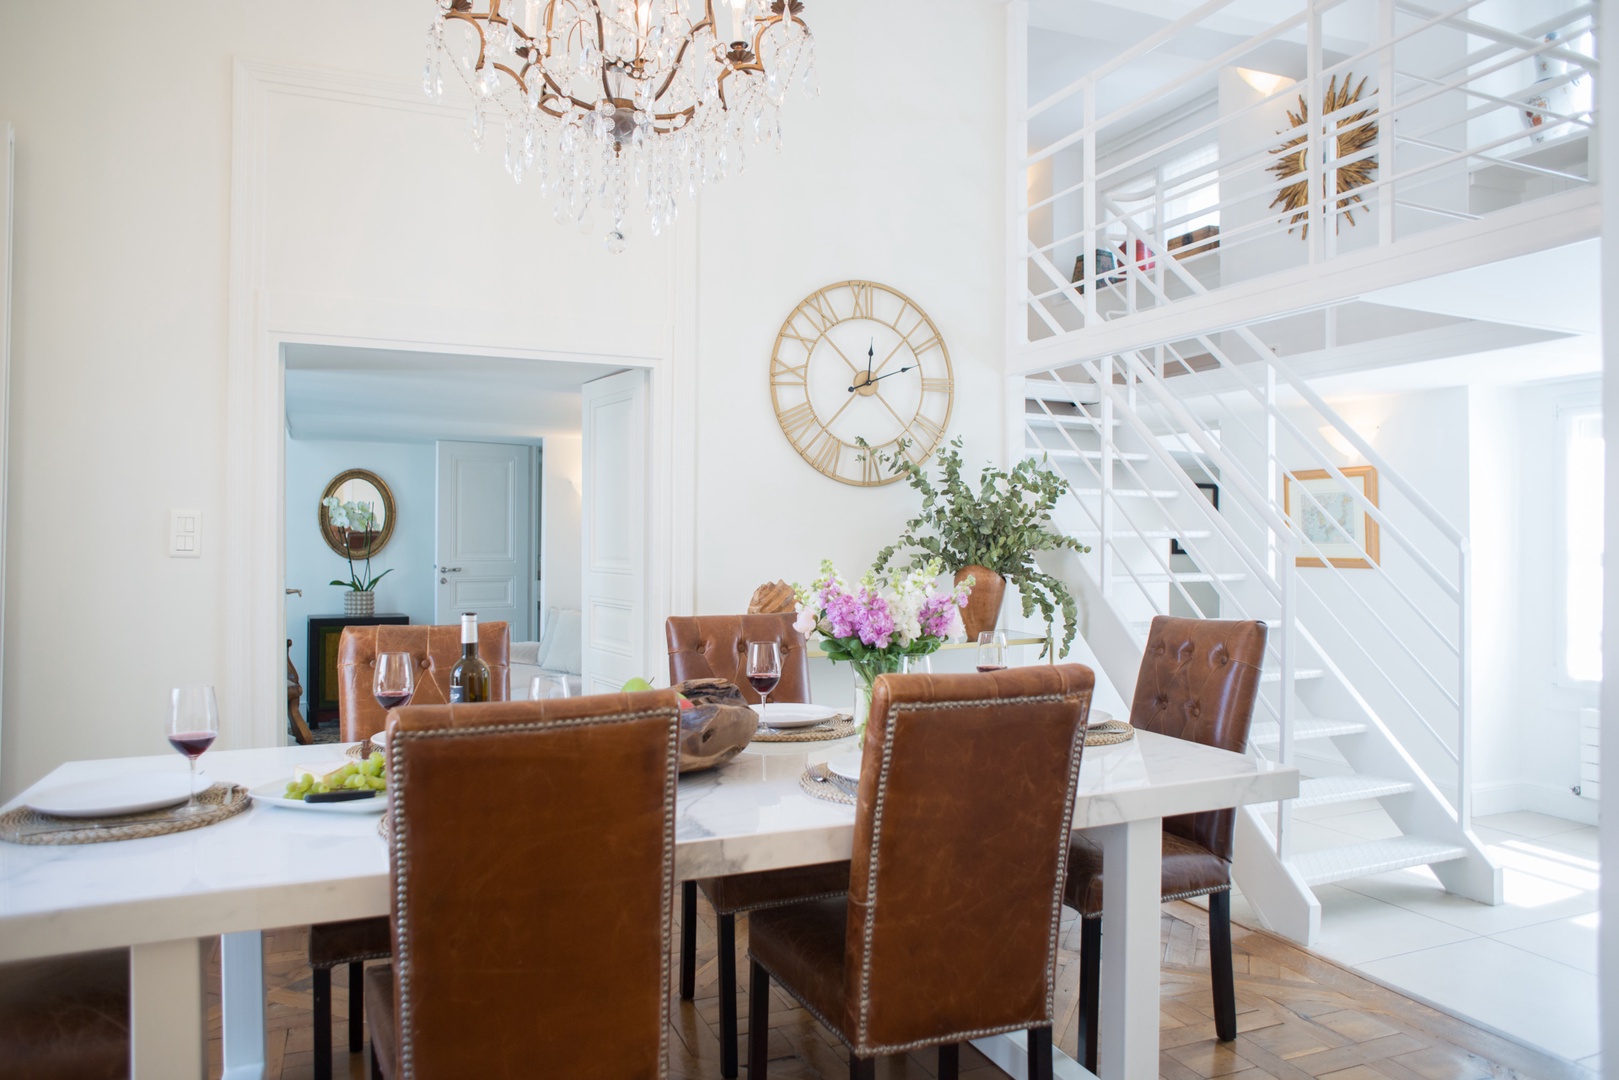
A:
793,559,970,736
868,437,1088,657
323,496,393,617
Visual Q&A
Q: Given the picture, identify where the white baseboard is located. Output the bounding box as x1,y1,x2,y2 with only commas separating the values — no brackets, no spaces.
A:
1469,780,1599,826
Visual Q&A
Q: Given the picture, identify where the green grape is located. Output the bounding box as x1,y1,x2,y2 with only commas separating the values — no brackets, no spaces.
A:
365,775,386,790
368,751,385,768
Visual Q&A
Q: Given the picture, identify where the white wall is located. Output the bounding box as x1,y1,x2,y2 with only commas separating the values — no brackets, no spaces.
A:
1599,0,1617,1056
284,437,437,707
540,434,582,616
0,0,1007,796
691,5,1005,614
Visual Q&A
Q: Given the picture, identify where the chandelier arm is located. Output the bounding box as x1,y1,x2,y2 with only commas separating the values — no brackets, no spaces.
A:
444,10,490,75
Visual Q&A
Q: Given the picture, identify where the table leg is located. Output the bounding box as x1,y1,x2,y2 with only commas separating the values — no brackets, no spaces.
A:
221,930,267,1080
130,938,207,1080
1096,817,1161,1080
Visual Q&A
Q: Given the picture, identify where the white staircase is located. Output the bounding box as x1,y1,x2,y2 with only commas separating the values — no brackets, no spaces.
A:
1022,352,1501,945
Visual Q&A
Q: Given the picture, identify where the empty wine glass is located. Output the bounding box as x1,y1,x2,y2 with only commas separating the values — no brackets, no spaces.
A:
530,673,572,700
374,652,416,712
746,641,782,717
977,630,1008,673
901,654,932,675
168,685,220,816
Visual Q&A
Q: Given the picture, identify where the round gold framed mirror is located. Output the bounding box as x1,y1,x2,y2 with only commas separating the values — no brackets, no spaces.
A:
318,469,396,560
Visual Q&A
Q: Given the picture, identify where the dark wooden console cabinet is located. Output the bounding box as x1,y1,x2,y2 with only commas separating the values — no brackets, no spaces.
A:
306,614,410,727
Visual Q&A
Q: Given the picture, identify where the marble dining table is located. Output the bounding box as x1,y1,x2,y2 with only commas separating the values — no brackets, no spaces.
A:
0,728,1296,1080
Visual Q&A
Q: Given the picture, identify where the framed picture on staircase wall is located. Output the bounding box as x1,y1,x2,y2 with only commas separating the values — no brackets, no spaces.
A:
1284,465,1380,568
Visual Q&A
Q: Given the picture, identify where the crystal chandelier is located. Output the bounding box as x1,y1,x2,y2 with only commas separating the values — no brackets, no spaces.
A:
425,0,817,251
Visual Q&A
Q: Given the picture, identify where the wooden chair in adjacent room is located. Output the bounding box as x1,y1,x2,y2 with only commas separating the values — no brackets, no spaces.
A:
1067,615,1268,1073
303,621,510,1080
364,691,682,1080
665,613,851,1079
288,639,313,746
745,665,1093,1080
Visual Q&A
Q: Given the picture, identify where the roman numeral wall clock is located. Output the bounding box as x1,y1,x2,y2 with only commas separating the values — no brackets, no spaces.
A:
769,280,955,487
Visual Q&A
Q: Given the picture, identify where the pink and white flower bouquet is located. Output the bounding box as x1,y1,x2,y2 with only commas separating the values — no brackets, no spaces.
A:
793,559,971,732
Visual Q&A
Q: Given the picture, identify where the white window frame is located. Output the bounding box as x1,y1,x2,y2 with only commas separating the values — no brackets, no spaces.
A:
1556,394,1604,687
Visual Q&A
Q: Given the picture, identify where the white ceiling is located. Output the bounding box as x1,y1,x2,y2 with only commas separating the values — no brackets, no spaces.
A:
1363,239,1600,337
284,345,626,443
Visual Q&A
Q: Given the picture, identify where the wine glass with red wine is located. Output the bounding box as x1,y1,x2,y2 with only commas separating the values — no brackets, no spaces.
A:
745,641,782,717
168,685,220,816
977,631,1008,673
374,652,416,712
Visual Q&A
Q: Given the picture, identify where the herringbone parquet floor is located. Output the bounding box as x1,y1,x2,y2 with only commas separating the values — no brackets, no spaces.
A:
206,899,1589,1079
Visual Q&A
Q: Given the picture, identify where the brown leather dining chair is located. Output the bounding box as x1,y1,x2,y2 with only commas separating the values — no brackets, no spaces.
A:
0,949,128,1080
1067,616,1267,1073
747,665,1094,1080
304,621,511,1080
364,690,682,1080
666,614,850,1079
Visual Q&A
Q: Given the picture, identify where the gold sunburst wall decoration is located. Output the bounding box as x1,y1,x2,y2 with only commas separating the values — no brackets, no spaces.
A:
1268,74,1378,238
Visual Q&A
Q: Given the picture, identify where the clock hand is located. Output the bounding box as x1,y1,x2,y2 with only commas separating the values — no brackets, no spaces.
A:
847,366,914,393
866,338,874,380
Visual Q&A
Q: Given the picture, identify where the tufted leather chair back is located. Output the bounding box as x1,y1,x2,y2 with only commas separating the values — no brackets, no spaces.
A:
337,623,510,742
665,614,811,704
1130,616,1267,862
384,692,680,1078
842,666,1093,1054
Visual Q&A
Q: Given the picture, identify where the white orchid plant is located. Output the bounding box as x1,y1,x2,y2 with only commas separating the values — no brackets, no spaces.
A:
322,497,392,593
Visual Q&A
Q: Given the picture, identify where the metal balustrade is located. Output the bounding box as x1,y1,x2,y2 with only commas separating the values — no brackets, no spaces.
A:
1011,0,1598,350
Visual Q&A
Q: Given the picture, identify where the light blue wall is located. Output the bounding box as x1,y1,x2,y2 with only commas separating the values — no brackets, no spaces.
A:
285,438,437,709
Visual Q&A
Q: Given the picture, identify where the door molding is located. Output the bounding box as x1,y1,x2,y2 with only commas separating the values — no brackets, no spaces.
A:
227,60,697,749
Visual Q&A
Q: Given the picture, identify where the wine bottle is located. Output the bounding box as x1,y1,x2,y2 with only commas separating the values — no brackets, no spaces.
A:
449,612,492,704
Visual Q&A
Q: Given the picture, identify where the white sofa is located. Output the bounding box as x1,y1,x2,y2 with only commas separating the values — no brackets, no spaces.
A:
512,607,583,699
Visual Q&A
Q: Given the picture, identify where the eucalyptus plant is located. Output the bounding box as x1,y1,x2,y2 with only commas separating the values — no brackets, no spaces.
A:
867,438,1089,657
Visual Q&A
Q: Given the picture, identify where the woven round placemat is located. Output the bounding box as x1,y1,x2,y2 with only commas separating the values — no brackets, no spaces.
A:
799,762,858,805
346,739,383,760
1085,719,1135,746
753,715,856,743
0,783,251,846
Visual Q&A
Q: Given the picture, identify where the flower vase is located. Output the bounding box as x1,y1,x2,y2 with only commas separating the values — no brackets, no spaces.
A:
849,659,903,739
344,590,375,617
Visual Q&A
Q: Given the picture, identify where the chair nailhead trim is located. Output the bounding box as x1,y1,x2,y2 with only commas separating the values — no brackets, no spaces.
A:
851,687,1091,1055
391,706,679,1080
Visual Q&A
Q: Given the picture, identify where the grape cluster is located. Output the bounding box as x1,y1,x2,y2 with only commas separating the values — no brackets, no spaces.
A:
284,752,387,800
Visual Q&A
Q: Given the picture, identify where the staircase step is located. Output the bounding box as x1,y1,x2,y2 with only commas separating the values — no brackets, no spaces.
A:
1117,571,1245,584
1294,774,1414,808
1024,447,1151,463
1071,487,1182,499
1250,719,1369,746
1263,668,1324,682
1292,837,1469,887
1078,529,1213,540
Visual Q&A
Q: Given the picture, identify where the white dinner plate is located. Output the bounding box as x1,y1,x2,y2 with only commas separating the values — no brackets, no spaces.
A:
25,773,198,818
249,780,389,815
1087,709,1114,729
826,752,863,782
759,703,840,730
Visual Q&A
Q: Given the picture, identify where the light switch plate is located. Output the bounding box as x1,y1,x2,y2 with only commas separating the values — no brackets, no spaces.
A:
170,510,202,558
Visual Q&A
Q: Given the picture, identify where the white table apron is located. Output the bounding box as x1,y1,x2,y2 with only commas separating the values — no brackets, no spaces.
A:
0,732,1295,1080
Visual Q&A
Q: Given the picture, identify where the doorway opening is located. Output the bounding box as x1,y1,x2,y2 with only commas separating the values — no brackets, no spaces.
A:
280,343,637,742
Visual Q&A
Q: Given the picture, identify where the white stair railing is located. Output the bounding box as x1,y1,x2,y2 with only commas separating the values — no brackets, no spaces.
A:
1026,320,1474,840
1015,0,1599,347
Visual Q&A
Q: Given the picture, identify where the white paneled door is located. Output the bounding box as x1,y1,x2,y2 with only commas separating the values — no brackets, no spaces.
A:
581,369,648,694
435,440,532,640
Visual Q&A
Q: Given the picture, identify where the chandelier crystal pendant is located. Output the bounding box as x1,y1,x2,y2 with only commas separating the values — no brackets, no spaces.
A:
425,0,816,251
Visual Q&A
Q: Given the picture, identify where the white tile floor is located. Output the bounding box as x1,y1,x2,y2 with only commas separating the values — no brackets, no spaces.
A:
1233,802,1602,1075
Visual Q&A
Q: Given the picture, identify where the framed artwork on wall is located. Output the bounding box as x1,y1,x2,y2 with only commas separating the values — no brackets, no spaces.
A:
1284,465,1380,568
1172,482,1219,555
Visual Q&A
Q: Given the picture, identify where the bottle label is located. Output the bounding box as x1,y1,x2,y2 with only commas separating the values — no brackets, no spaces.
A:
450,686,465,704
461,613,478,646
